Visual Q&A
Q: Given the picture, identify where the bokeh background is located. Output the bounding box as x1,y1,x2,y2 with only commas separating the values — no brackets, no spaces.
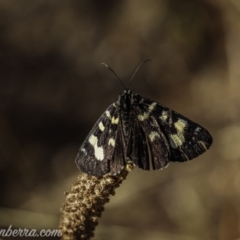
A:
0,0,240,239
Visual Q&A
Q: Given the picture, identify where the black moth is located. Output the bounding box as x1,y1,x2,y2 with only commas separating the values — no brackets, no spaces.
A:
75,60,212,177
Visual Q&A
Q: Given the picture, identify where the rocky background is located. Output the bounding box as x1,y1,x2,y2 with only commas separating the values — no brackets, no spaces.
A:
0,1,240,239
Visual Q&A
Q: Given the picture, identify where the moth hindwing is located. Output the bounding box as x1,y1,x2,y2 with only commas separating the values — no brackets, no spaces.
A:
75,90,213,177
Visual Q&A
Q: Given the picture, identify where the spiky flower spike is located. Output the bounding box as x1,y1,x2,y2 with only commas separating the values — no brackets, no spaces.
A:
59,166,131,240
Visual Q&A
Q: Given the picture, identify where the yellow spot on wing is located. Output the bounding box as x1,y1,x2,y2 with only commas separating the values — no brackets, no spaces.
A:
148,131,160,142
138,102,157,121
169,134,184,148
138,113,148,121
149,102,157,111
174,119,187,133
99,122,105,131
169,119,187,148
106,111,111,119
111,117,119,124
89,135,104,160
108,138,115,147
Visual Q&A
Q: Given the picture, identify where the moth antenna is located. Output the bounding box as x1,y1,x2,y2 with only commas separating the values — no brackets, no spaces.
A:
102,63,127,90
128,59,152,89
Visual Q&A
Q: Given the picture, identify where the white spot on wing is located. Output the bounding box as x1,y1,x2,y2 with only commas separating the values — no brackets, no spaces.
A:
194,127,201,134
81,148,87,156
106,111,111,119
138,113,148,121
149,131,160,142
108,138,115,147
89,135,104,161
99,122,105,131
160,110,168,122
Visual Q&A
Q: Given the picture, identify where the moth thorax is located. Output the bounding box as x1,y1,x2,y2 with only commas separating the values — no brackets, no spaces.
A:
121,107,132,136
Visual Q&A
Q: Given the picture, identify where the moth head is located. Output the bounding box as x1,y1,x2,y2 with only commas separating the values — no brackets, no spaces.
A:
119,90,137,110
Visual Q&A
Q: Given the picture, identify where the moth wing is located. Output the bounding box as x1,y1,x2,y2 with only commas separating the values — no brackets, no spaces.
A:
109,122,126,175
127,116,150,170
109,108,150,174
75,103,120,177
134,104,170,170
137,96,212,165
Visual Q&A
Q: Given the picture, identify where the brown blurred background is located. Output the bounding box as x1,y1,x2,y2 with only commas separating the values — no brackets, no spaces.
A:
0,0,240,239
